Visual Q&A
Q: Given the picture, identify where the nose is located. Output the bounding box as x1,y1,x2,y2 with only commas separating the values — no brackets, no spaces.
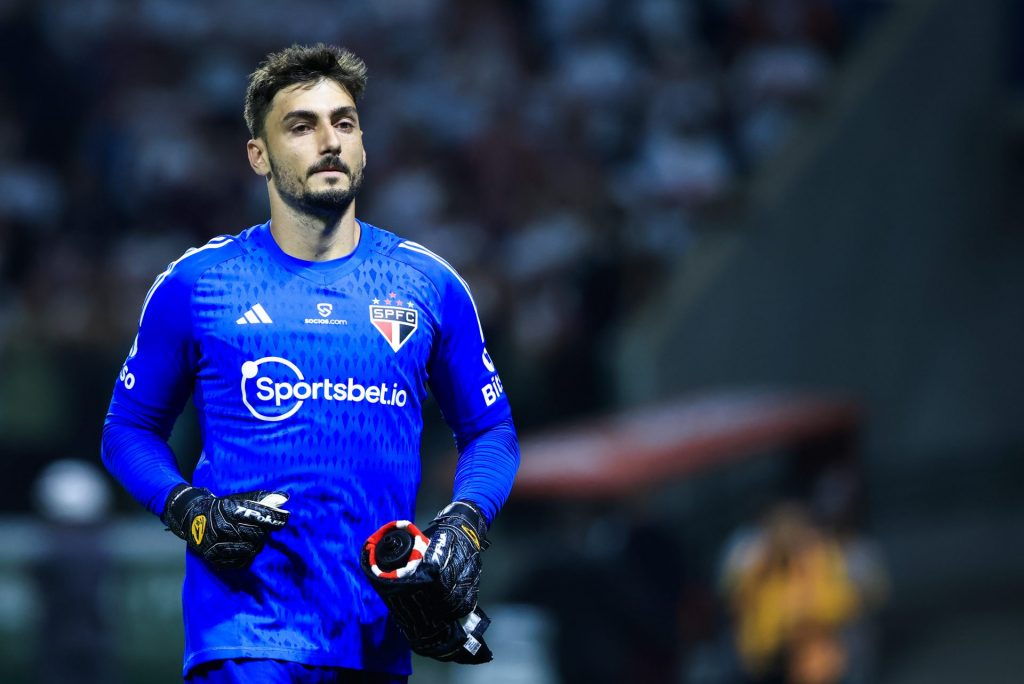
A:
317,124,341,155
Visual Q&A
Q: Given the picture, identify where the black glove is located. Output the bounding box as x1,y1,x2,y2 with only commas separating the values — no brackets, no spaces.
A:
421,501,490,620
361,520,493,664
161,484,289,568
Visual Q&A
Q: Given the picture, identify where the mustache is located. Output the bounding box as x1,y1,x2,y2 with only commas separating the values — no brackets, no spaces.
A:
308,156,351,176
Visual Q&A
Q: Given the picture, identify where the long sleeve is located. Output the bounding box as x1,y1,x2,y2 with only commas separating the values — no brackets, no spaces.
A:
101,419,186,515
101,250,201,516
451,418,520,525
409,240,519,524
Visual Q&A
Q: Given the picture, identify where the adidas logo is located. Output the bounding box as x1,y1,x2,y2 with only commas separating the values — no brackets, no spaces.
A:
236,303,273,325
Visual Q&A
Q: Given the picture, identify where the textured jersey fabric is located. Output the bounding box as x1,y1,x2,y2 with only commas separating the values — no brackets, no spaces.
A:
102,220,516,676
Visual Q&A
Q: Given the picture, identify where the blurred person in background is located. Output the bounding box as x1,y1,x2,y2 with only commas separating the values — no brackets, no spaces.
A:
720,502,862,684
100,44,519,683
808,460,889,684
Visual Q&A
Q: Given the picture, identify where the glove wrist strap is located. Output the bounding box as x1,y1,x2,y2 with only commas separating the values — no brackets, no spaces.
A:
434,500,490,551
162,484,204,538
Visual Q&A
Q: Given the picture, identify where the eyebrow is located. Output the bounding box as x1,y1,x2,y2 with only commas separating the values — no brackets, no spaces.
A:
281,106,359,125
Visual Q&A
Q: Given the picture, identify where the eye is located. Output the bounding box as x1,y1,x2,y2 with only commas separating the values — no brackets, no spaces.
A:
291,123,312,134
336,120,356,132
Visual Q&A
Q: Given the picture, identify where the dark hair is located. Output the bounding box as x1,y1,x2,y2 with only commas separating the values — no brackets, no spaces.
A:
244,43,368,139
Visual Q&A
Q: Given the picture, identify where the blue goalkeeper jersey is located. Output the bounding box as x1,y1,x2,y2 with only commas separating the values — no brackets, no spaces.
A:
103,220,513,676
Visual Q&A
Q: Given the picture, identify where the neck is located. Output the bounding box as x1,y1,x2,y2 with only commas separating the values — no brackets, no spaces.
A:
267,191,360,261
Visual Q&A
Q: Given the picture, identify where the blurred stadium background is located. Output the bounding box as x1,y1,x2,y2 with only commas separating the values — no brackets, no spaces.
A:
1,0,1022,682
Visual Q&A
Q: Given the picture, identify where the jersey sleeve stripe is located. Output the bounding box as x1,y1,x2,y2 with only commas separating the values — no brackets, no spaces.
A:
397,241,485,342
128,237,234,359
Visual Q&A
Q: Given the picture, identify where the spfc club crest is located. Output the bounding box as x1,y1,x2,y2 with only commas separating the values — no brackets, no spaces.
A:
370,294,418,352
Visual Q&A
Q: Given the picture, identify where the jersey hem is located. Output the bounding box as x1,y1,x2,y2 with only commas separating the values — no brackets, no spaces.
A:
183,646,413,678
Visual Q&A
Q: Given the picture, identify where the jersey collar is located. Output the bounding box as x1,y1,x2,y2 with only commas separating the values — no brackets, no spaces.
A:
256,219,372,285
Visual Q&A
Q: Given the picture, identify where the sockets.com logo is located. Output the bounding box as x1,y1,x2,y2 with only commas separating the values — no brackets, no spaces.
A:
240,357,409,422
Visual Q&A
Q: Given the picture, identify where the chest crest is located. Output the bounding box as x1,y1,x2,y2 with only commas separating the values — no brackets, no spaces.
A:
369,292,419,353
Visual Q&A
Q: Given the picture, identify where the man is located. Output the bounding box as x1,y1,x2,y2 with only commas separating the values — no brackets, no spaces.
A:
102,44,520,683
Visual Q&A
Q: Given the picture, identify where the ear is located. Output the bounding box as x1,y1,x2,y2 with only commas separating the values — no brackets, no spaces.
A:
247,138,270,177
362,147,367,169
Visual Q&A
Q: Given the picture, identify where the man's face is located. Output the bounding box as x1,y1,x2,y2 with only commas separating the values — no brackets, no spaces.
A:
251,78,366,216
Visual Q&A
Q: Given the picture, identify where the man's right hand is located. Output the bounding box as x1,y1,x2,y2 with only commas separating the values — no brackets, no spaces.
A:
161,484,290,568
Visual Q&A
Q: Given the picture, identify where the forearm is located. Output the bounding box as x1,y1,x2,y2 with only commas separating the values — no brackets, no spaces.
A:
101,417,187,516
451,418,520,525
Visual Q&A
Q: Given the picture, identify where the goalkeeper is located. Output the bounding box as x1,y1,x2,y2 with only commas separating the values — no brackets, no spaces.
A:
101,43,519,684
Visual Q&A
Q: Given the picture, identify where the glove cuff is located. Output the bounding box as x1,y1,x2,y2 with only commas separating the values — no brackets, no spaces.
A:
161,484,206,539
433,500,490,551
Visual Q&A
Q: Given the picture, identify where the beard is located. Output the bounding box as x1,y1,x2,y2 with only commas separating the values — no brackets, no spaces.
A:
268,152,364,217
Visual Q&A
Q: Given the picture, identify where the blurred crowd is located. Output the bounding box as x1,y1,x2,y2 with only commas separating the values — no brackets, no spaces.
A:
0,0,887,507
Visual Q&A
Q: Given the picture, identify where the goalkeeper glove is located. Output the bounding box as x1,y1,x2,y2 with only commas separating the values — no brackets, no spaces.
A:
161,484,289,568
361,520,493,664
421,500,490,620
